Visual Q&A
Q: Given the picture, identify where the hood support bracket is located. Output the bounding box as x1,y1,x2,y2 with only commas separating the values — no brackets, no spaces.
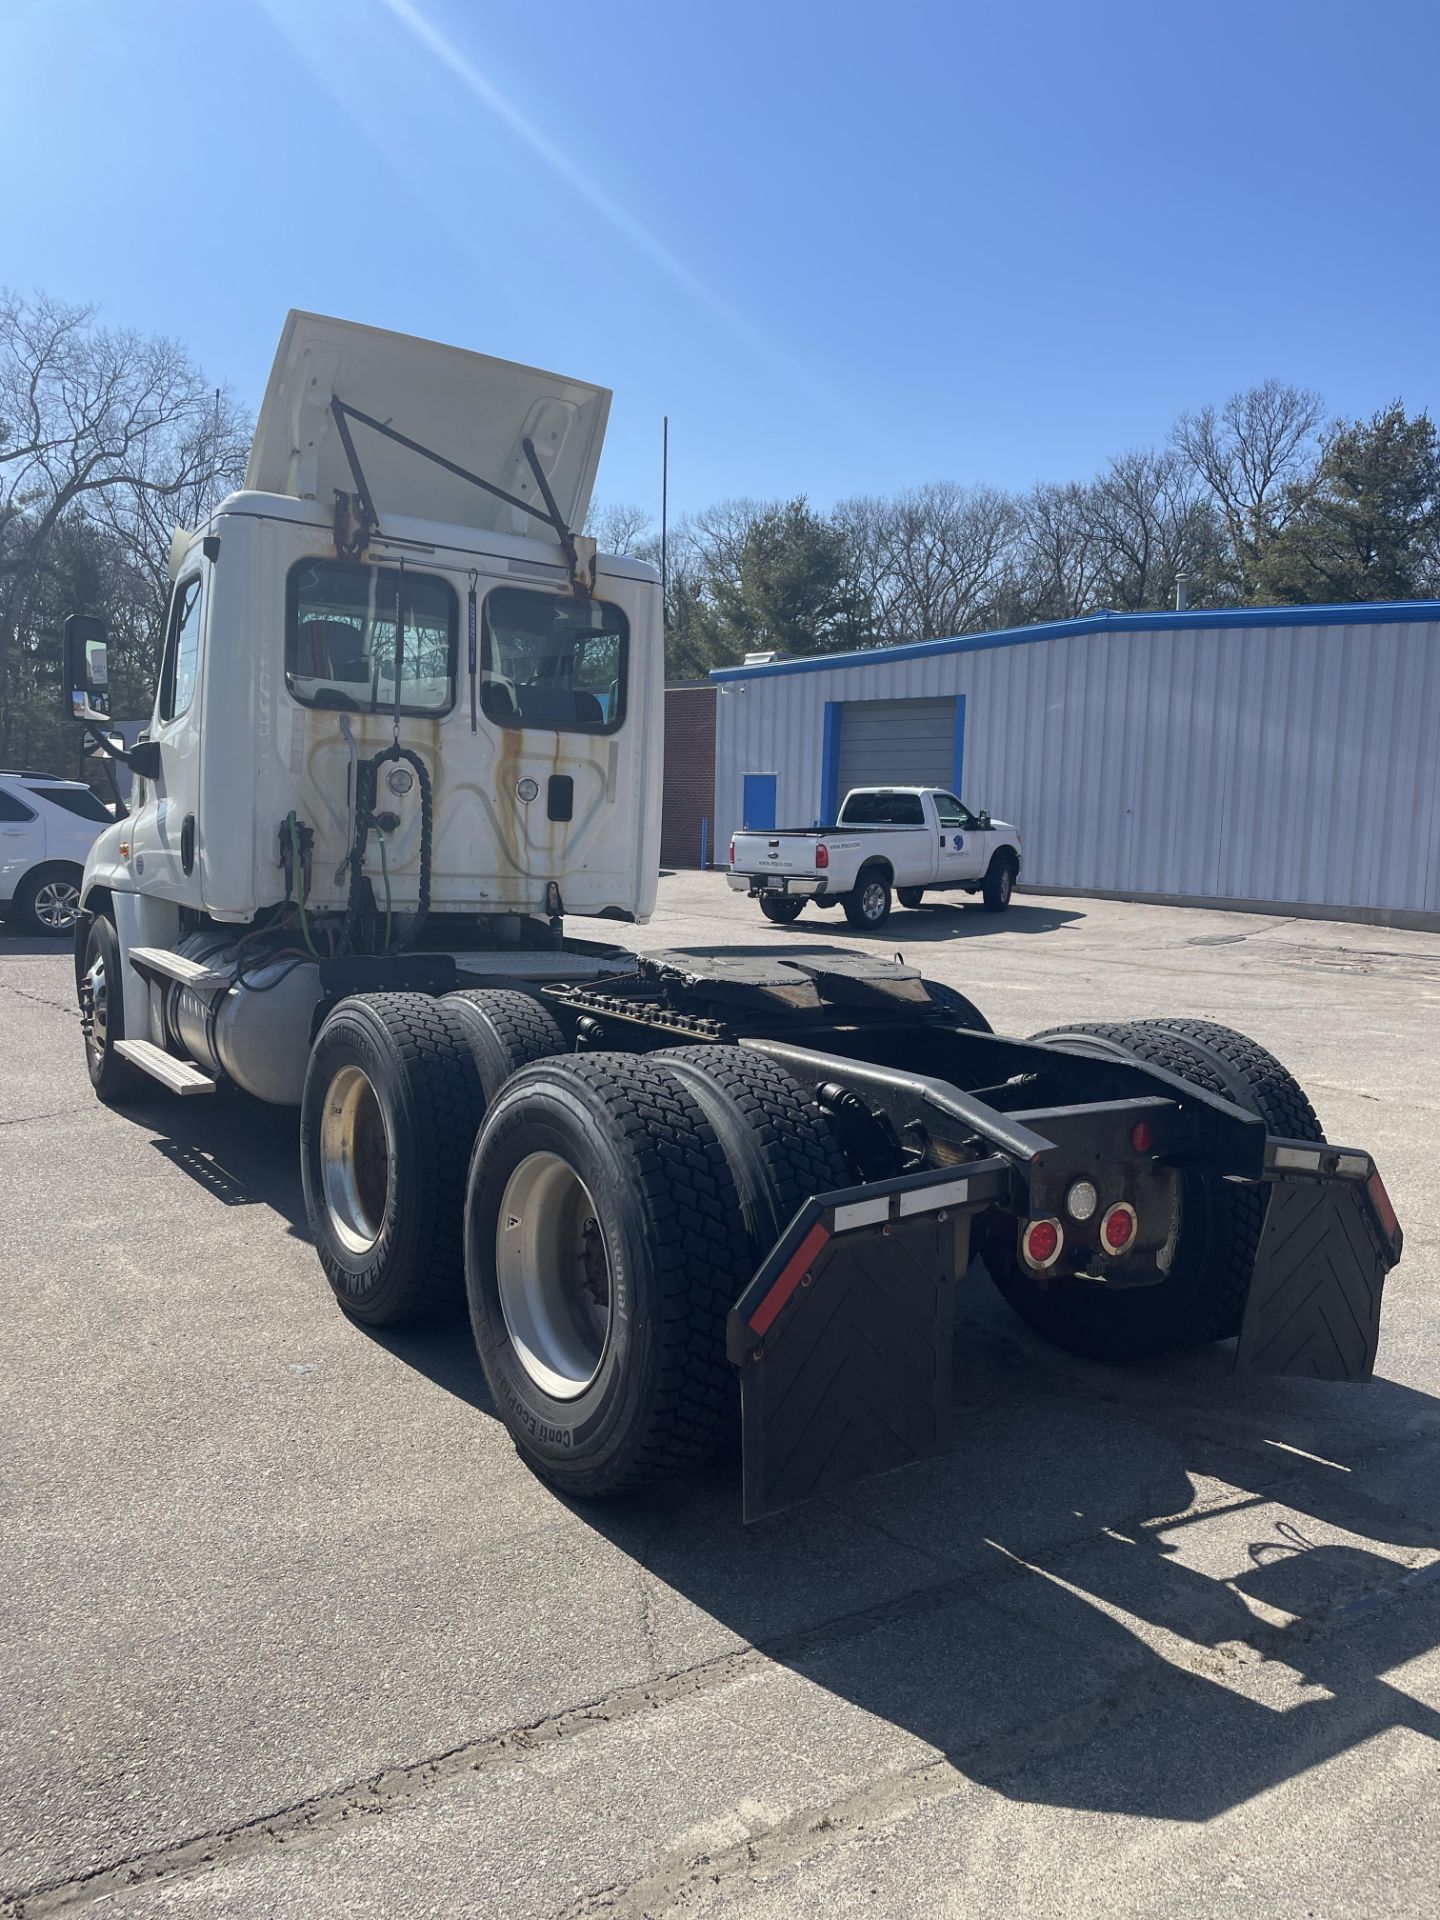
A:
327,395,595,592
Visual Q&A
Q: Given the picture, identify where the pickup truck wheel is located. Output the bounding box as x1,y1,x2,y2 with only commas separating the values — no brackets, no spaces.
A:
464,1054,754,1495
77,913,145,1104
982,1018,1324,1360
897,887,925,909
843,872,892,929
981,854,1016,912
302,993,488,1326
759,895,806,924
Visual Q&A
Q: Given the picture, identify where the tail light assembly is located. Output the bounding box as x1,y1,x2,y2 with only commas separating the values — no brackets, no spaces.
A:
1100,1202,1138,1257
1021,1217,1063,1270
727,838,735,866
815,843,829,869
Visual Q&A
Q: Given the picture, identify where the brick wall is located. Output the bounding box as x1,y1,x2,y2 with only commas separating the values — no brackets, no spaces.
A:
661,683,717,868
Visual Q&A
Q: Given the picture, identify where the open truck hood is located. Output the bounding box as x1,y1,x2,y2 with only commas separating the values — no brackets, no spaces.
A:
245,311,611,540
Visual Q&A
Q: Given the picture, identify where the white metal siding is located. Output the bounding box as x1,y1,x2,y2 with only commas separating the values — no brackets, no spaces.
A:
836,698,955,799
712,618,1440,917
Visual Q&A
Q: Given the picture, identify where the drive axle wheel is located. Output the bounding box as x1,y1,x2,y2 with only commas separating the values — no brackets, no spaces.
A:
302,994,488,1325
983,1018,1324,1361
465,1054,755,1496
759,895,805,924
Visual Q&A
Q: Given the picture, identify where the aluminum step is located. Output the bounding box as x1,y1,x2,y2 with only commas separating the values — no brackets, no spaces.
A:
129,946,232,993
113,1040,217,1096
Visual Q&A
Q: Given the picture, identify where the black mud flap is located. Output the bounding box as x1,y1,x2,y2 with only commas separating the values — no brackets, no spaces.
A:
727,1158,1010,1522
1235,1142,1403,1382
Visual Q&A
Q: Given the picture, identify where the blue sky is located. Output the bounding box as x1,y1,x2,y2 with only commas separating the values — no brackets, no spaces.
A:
4,0,1436,522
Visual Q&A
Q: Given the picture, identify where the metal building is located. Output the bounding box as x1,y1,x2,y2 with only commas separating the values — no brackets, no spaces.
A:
711,602,1440,927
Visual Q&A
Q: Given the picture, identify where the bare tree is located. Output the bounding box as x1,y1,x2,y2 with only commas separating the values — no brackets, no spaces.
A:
874,482,1021,640
1173,381,1324,592
1013,481,1103,622
1078,449,1223,611
0,290,248,755
583,500,654,556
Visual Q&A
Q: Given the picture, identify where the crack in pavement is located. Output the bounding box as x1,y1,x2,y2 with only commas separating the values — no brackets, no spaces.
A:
7,1439,1437,1918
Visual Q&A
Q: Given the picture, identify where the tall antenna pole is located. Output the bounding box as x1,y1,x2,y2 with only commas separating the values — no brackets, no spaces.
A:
660,414,669,632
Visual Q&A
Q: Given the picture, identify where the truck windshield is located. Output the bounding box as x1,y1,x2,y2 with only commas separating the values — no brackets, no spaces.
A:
481,587,627,735
286,559,457,715
839,791,924,825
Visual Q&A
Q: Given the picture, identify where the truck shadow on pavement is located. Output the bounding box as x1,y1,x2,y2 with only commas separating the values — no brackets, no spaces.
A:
378,1278,1440,1828
141,1090,1440,1829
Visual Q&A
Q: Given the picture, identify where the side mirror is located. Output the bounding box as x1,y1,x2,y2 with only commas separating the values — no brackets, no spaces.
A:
63,614,111,723
978,810,992,829
128,739,163,780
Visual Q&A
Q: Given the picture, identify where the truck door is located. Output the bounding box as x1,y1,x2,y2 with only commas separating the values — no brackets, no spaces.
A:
126,567,207,903
931,791,986,882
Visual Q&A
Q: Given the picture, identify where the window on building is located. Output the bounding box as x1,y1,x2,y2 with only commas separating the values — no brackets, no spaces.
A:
481,587,628,735
286,559,457,715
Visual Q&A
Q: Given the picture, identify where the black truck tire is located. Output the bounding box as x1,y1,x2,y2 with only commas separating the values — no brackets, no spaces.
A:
898,887,925,909
77,912,146,1104
464,1053,758,1496
444,988,567,1094
843,868,893,929
652,1045,850,1258
919,979,993,1033
983,1018,1325,1361
981,852,1016,912
302,993,489,1326
760,895,806,924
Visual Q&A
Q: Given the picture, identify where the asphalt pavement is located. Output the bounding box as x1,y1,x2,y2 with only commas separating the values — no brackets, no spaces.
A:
3,877,1439,1918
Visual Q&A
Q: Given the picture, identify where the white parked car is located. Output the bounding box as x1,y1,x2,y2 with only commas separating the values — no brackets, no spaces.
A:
0,769,114,935
728,784,1022,929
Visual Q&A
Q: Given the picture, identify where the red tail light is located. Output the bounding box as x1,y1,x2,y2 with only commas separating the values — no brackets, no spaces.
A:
1021,1218,1062,1270
815,843,829,869
727,839,735,866
1101,1202,1138,1256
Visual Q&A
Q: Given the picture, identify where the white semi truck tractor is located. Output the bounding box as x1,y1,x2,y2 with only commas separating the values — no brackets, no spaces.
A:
63,313,1404,1520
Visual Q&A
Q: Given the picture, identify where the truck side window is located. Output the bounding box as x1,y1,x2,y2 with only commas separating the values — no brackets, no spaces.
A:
158,576,204,723
481,587,628,735
934,793,973,830
285,559,457,716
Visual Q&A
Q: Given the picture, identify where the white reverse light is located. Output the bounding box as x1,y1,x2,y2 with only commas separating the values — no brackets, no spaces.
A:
1066,1179,1098,1222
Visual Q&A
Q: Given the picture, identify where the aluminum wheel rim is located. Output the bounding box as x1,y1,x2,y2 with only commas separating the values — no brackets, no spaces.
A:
319,1066,391,1255
862,881,886,921
35,878,81,930
82,950,108,1056
496,1151,613,1401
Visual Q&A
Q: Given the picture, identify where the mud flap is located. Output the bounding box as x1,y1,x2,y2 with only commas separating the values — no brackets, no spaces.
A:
727,1158,1010,1522
1235,1144,1403,1382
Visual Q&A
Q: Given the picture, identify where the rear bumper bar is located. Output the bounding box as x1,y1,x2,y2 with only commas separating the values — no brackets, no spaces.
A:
727,872,827,897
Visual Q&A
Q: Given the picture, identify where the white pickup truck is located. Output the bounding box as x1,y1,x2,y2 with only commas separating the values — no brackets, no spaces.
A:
728,786,1023,928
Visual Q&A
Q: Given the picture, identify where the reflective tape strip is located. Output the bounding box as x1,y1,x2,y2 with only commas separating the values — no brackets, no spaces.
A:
749,1222,831,1337
1335,1152,1370,1177
897,1177,971,1218
1271,1145,1324,1172
833,1197,890,1233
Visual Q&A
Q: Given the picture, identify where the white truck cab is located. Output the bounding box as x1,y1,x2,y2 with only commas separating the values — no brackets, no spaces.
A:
67,312,662,1105
728,785,1022,928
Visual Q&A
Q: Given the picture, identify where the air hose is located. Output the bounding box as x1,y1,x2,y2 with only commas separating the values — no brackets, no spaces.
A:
336,744,433,955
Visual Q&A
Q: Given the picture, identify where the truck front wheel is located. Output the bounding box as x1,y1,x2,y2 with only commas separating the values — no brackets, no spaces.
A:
981,853,1016,912
77,913,145,1104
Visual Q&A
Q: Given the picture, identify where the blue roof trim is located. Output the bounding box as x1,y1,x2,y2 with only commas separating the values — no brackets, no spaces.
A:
708,600,1440,683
